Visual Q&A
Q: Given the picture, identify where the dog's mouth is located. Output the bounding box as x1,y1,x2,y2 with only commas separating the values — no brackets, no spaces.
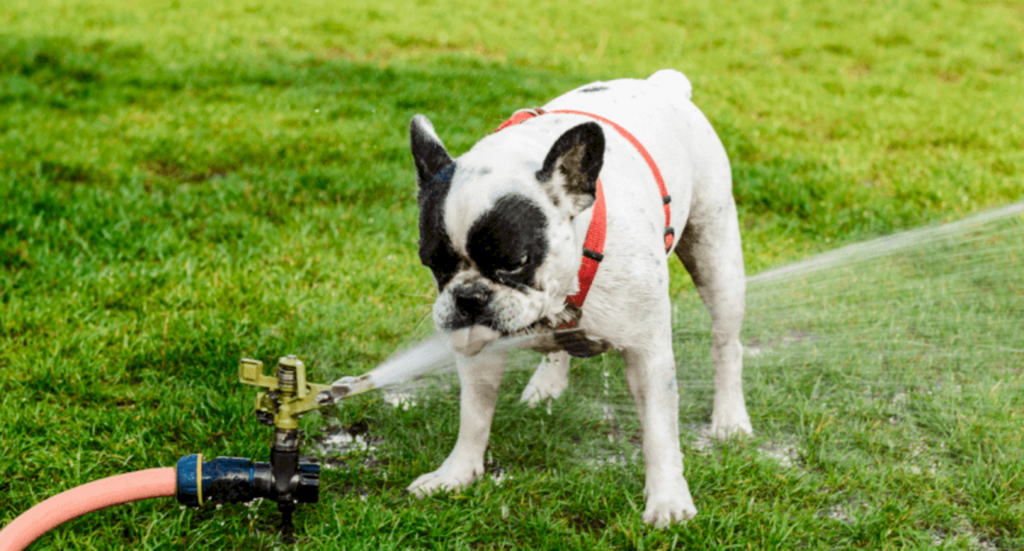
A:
450,319,551,357
450,325,502,356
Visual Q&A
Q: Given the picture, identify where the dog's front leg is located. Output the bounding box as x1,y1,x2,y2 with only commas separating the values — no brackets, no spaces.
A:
622,345,697,526
408,345,507,497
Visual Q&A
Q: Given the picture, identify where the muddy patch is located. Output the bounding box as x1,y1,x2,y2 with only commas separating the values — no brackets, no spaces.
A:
311,423,383,471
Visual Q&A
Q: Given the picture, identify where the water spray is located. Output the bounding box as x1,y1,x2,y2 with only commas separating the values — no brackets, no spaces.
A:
317,332,455,405
315,330,546,406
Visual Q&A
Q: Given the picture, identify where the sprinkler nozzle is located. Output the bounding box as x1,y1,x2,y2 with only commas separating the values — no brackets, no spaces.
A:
315,374,375,406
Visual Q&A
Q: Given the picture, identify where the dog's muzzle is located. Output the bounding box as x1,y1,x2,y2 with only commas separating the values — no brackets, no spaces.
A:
451,283,492,322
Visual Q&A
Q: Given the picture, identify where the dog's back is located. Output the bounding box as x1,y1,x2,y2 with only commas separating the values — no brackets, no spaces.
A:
542,70,734,261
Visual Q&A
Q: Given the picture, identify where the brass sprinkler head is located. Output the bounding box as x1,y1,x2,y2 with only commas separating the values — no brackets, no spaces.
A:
238,356,332,431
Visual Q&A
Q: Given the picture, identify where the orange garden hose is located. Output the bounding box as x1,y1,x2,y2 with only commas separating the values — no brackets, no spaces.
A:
0,468,176,551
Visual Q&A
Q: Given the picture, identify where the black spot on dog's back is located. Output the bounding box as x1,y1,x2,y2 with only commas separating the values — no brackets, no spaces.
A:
580,85,609,93
466,194,548,289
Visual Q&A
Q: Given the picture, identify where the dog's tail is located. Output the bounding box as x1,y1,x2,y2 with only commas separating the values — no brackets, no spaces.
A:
647,69,692,100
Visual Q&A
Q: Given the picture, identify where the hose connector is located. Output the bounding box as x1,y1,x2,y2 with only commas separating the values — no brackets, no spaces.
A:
175,454,319,507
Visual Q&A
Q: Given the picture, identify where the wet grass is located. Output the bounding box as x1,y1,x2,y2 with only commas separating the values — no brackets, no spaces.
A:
1,0,1023,548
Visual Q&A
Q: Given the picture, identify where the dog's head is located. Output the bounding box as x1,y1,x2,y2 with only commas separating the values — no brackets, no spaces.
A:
410,114,605,338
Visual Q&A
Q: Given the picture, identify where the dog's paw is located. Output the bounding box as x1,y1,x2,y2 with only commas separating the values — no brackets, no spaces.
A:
519,376,566,408
710,401,753,440
407,461,483,498
642,490,697,527
519,353,570,408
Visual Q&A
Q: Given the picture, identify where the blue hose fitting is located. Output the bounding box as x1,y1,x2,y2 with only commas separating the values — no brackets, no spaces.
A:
175,454,319,507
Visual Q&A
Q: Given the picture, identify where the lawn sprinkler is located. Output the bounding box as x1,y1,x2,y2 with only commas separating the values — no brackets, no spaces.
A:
2,334,466,550
162,356,337,540
213,355,331,537
1,355,356,550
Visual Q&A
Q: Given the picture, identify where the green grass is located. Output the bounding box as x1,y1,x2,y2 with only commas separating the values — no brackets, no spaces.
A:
1,0,1023,548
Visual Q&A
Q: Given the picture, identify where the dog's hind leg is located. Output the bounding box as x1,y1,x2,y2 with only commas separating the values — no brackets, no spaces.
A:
408,346,507,496
520,351,571,408
674,195,752,440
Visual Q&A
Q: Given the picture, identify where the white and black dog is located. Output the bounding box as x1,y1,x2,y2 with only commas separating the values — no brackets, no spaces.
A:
407,69,751,526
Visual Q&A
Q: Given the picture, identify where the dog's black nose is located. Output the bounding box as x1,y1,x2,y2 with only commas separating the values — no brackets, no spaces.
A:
452,283,492,318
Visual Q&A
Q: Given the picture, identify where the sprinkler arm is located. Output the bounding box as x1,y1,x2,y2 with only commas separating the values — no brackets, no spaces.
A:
239,357,332,426
239,357,376,412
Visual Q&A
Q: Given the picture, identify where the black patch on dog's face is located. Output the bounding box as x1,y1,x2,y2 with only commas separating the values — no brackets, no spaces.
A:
466,194,548,290
411,114,462,290
417,164,460,289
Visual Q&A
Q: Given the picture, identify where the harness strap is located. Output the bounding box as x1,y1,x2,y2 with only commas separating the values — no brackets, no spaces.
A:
494,109,543,132
567,177,605,309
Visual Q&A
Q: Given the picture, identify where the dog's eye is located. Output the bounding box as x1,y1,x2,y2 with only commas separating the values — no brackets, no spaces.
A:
496,255,528,277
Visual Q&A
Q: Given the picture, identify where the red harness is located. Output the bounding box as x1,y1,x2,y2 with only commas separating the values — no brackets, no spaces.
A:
494,108,674,324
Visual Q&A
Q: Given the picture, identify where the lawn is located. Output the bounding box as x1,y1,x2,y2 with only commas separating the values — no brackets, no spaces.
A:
1,0,1022,548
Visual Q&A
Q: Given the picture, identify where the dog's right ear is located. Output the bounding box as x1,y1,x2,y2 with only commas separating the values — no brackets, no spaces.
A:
410,115,453,187
535,122,605,218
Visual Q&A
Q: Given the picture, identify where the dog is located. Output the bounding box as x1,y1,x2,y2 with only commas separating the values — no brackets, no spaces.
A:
406,69,751,526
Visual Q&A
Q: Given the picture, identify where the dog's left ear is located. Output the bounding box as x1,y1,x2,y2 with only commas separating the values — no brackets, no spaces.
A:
410,114,454,187
535,122,605,217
